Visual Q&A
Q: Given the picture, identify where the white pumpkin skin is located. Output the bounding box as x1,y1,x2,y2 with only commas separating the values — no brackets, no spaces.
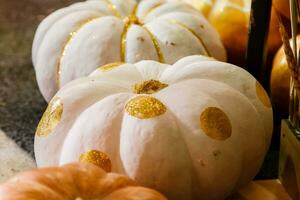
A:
35,56,272,200
32,0,226,102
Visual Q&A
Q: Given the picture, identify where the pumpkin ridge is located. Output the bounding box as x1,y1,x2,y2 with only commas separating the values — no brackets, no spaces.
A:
142,26,165,63
59,93,132,172
7,179,65,199
9,167,74,198
98,62,125,72
141,3,164,20
56,17,100,88
120,3,142,62
120,21,132,62
162,108,200,198
167,19,211,57
105,0,122,18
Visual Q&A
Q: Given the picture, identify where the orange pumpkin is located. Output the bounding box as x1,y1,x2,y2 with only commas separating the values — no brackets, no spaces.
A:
270,36,300,118
273,0,300,21
171,0,283,66
208,3,282,66
0,162,167,200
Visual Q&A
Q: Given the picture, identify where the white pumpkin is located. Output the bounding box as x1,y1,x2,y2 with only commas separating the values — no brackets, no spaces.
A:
32,0,226,102
35,56,272,200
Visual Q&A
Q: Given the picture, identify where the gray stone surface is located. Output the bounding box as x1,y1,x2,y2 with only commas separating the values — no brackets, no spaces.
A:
0,0,79,156
0,130,36,183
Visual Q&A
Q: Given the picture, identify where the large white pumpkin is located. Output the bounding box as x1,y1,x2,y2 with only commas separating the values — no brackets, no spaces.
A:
32,0,226,102
35,56,272,200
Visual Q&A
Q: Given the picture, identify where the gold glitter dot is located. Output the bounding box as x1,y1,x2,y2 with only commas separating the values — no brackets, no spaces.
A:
134,80,168,94
98,62,124,72
79,150,112,172
36,97,63,137
256,81,271,108
125,96,167,119
200,107,232,140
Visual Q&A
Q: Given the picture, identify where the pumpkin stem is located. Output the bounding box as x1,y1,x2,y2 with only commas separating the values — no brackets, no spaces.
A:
124,14,142,25
123,3,143,25
134,80,168,94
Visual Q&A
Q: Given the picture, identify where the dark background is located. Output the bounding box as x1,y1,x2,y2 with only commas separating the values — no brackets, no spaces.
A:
0,0,278,179
0,0,81,156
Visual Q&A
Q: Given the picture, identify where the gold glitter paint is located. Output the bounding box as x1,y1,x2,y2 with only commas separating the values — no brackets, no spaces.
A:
256,81,271,108
98,62,124,72
36,97,63,137
168,20,211,57
80,150,112,172
200,107,232,140
142,26,165,63
134,79,168,94
125,96,167,119
120,19,132,62
120,4,141,62
105,0,121,18
141,3,164,19
56,17,98,88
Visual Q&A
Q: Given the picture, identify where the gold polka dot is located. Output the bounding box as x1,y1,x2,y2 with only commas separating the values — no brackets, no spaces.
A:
80,150,112,172
125,96,167,119
98,62,124,72
200,107,232,140
36,97,63,137
256,81,272,108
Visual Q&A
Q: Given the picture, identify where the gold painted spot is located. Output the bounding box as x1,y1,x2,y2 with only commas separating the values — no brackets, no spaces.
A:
80,150,112,172
36,97,63,137
168,20,211,57
98,62,124,72
125,96,166,119
256,81,271,108
200,107,232,140
134,80,168,94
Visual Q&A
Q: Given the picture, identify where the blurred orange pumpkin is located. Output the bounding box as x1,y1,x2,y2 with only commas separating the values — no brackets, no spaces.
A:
0,162,167,200
273,0,300,21
270,36,300,118
171,0,283,66
208,0,282,66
